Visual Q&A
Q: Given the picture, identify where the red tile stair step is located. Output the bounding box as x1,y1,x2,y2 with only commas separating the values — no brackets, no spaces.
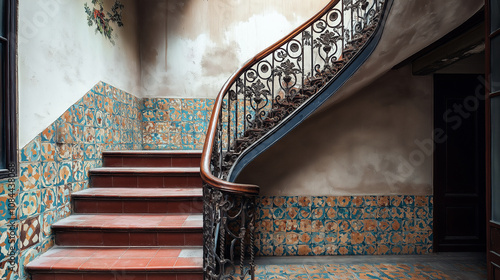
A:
72,188,203,214
26,150,204,280
102,150,202,168
52,213,203,247
90,167,202,188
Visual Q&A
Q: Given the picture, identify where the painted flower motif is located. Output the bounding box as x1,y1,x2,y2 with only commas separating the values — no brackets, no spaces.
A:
84,0,124,45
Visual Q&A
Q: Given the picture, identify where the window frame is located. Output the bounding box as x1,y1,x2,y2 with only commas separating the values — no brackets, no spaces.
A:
0,0,17,179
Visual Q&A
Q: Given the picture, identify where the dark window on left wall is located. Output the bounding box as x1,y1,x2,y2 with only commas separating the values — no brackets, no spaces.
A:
0,0,16,179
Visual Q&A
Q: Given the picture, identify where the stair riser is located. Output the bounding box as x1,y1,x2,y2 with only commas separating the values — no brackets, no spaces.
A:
31,272,203,280
103,156,201,168
91,175,202,188
73,199,203,214
54,231,203,247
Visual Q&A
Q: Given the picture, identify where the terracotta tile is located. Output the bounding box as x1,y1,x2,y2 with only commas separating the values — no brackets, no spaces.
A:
187,176,203,187
92,176,113,187
111,258,151,270
32,274,56,280
184,233,203,246
171,157,192,167
155,248,182,258
146,201,169,213
163,177,188,188
74,200,98,213
82,273,115,280
54,274,83,280
121,157,146,167
97,201,123,213
103,157,123,167
157,233,185,246
123,201,149,213
191,201,203,212
92,248,127,258
121,248,159,258
129,232,158,246
142,158,172,167
166,201,192,213
146,257,177,268
174,257,203,268
26,257,63,269
55,231,80,246
113,176,138,187
115,274,147,280
51,257,88,269
146,274,177,280
176,274,203,280
50,248,97,258
80,258,119,270
137,176,164,188
102,232,130,246
77,232,104,246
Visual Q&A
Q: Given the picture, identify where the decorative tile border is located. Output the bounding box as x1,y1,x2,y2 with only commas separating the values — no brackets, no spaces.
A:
254,195,433,256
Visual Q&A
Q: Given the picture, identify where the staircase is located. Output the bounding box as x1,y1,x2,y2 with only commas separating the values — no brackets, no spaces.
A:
26,150,204,280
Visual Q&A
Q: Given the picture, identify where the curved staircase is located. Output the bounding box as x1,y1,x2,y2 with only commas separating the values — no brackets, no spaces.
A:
201,0,394,279
26,151,204,280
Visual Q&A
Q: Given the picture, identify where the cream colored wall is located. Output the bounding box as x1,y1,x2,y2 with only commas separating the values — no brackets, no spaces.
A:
317,0,484,110
235,0,484,196
138,0,330,98
18,0,141,148
237,66,434,196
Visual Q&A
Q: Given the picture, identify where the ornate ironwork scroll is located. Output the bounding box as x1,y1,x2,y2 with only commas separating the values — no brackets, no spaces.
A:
210,0,386,181
203,185,256,280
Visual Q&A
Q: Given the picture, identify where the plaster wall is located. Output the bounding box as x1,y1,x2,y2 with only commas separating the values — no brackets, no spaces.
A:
235,0,483,196
138,0,330,99
237,66,434,196
317,0,484,110
18,0,141,148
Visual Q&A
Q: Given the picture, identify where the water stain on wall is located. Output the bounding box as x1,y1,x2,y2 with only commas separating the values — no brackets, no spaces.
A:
201,43,240,77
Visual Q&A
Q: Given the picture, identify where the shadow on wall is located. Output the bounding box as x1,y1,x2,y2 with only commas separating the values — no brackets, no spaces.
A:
236,65,433,196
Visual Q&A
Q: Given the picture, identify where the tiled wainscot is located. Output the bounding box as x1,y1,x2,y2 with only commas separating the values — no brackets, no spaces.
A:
11,82,143,279
254,195,433,256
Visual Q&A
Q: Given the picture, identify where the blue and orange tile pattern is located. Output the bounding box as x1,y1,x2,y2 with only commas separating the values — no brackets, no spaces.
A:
255,195,433,256
141,98,214,150
2,81,143,280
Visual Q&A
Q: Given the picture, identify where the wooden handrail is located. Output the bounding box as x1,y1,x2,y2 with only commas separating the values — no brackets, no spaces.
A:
200,0,340,195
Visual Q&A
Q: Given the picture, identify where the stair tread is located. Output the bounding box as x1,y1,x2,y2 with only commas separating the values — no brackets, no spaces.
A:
90,167,200,174
103,150,202,156
73,187,203,198
52,213,202,230
26,246,203,272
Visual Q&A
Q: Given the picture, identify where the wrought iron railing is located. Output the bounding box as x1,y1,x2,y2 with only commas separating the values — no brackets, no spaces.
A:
201,0,389,279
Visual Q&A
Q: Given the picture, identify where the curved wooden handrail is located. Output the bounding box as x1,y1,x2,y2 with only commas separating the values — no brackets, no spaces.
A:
201,0,340,196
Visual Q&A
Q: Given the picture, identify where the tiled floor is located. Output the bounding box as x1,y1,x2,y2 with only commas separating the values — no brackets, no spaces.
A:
234,252,486,279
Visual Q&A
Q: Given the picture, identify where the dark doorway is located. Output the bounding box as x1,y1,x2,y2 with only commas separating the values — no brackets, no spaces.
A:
434,74,486,252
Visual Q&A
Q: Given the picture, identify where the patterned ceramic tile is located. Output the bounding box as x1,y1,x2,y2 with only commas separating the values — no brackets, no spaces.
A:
19,216,41,250
18,191,40,220
20,136,41,163
19,163,40,192
255,195,433,257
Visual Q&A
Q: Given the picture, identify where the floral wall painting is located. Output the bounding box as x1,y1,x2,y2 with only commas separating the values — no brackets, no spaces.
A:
84,0,124,45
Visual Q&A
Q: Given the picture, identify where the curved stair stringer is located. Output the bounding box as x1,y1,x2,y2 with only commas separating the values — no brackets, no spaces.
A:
227,0,395,182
